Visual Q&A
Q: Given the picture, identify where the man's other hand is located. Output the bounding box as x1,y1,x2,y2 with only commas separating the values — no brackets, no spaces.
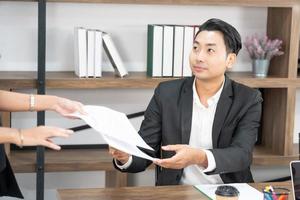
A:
108,146,130,165
153,144,207,169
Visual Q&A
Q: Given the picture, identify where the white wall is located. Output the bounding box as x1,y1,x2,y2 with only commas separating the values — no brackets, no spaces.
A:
0,2,299,199
0,2,267,72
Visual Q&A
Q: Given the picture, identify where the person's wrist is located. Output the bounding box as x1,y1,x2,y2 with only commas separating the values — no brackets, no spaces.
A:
18,129,24,148
29,94,35,111
194,149,206,165
12,129,24,147
117,156,129,165
48,95,60,111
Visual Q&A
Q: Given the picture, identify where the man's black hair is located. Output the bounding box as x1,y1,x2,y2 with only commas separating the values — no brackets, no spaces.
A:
196,18,242,55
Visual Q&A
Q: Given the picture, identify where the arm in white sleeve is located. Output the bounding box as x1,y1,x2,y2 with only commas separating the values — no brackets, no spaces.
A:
202,149,216,173
114,155,133,170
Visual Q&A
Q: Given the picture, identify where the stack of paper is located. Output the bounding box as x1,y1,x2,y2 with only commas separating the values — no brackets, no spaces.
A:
68,105,156,161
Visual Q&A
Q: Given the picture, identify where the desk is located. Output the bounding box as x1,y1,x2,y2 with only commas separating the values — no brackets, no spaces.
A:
57,182,292,200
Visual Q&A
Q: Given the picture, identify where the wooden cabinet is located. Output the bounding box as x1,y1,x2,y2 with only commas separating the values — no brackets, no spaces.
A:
2,0,300,169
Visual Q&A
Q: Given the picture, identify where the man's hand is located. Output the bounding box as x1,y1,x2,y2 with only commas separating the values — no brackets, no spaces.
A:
109,146,130,165
153,144,207,169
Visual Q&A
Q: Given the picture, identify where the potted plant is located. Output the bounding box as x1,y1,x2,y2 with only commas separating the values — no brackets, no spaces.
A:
244,34,284,77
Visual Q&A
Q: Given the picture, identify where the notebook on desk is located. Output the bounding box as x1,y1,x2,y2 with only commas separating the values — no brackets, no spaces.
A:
291,161,300,200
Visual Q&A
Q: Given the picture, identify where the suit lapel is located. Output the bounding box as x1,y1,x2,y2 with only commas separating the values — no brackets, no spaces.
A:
180,77,194,144
212,76,233,148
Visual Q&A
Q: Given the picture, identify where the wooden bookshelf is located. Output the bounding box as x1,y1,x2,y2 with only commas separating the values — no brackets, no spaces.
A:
1,70,300,165
1,0,300,187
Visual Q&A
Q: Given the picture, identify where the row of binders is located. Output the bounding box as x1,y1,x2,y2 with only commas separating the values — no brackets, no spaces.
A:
147,24,200,77
74,27,128,78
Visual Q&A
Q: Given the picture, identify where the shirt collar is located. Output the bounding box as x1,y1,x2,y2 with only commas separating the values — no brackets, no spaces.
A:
192,76,225,108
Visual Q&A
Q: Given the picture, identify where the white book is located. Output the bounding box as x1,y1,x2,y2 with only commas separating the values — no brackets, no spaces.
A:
162,25,174,77
147,25,163,77
74,27,87,77
173,26,184,77
182,26,194,77
102,33,128,77
87,30,95,77
194,26,200,37
94,30,102,77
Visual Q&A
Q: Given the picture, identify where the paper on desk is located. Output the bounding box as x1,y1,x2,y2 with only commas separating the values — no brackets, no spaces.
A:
194,183,263,200
68,105,156,161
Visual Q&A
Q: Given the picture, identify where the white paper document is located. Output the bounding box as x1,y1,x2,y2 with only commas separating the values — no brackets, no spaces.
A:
69,105,156,161
194,183,263,200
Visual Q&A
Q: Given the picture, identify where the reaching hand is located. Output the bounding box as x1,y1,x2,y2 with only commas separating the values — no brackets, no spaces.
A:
51,97,85,118
16,126,73,150
108,146,130,165
153,144,207,169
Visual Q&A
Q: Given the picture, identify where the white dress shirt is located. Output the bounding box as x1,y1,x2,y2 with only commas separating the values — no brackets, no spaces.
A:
180,78,224,185
116,77,225,185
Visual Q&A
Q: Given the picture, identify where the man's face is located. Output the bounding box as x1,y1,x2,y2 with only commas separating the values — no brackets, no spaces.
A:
189,30,235,81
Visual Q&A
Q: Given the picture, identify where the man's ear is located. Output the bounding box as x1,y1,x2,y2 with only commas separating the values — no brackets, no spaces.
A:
226,53,237,70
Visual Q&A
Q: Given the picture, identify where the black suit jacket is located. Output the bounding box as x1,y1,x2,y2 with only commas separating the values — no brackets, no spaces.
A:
115,76,262,185
0,145,23,198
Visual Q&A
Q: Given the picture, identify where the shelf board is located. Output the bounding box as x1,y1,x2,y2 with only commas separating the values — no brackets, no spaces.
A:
253,144,299,166
0,71,299,90
3,0,298,7
0,71,175,89
8,144,298,173
226,72,293,88
8,148,155,173
8,148,114,173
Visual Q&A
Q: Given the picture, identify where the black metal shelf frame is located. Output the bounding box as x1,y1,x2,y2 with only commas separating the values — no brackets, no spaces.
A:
36,0,46,199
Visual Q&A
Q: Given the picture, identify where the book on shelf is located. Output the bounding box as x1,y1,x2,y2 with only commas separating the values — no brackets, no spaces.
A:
102,32,128,78
94,30,103,77
182,26,194,77
74,27,127,78
147,24,163,77
74,27,87,78
87,29,95,77
162,25,174,77
147,24,199,77
173,26,184,77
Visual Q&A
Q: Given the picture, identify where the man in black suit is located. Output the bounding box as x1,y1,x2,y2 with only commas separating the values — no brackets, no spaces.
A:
109,18,262,185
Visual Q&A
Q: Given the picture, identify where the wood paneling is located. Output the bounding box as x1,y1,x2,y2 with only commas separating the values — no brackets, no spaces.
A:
267,8,292,78
261,88,287,155
105,171,128,188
